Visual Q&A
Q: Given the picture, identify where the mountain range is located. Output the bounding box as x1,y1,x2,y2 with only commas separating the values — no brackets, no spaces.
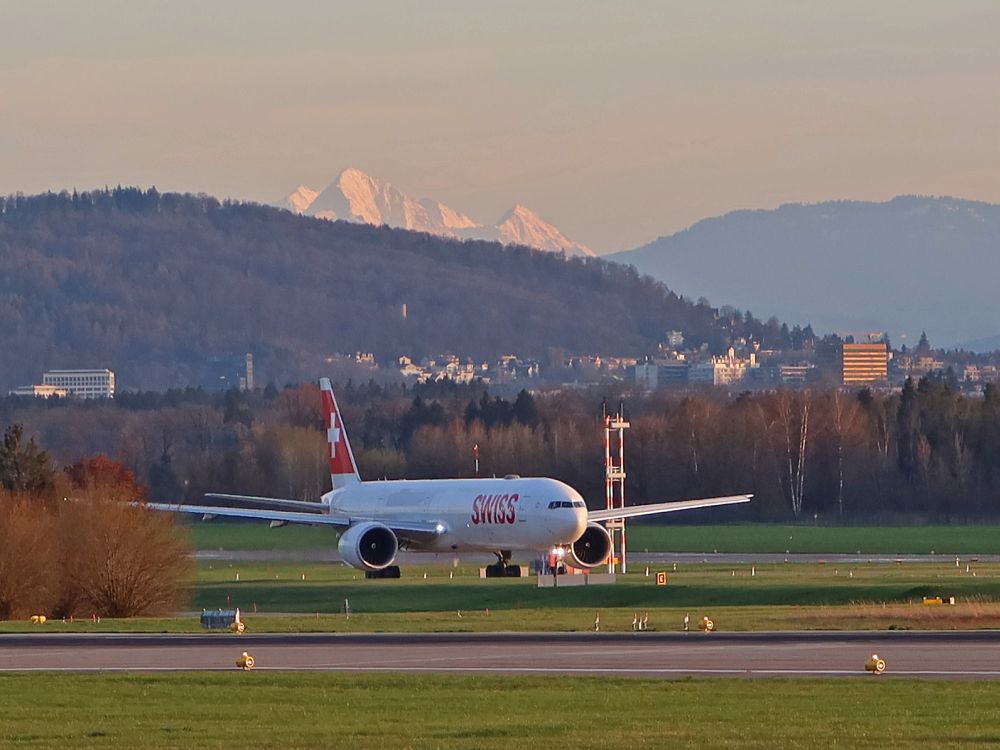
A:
612,196,1000,351
280,168,595,257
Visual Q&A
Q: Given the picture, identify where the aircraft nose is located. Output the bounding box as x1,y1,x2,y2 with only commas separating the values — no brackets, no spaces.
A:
570,506,587,540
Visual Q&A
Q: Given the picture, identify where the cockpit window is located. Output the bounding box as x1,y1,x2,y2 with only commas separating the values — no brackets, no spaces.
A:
572,500,585,508
548,500,581,509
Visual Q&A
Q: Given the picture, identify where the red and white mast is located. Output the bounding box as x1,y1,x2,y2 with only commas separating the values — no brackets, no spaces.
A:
603,400,629,574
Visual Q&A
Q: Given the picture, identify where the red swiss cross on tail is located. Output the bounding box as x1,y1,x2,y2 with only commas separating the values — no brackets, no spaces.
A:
320,378,361,490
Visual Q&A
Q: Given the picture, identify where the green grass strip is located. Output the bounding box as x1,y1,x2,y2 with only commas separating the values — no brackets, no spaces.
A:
1,673,997,749
188,521,1000,554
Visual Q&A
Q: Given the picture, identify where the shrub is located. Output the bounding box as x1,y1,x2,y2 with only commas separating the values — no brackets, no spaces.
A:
0,495,58,619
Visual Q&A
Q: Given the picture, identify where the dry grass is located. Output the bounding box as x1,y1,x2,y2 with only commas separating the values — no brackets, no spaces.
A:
840,597,1000,629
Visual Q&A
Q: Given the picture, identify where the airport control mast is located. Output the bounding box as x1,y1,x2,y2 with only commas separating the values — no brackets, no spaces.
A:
603,401,629,574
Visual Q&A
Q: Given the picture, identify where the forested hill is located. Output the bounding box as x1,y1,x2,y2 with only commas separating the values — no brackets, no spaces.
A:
611,195,1000,350
2,188,735,391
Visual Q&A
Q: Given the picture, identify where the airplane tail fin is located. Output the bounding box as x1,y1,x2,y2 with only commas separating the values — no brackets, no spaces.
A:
320,378,361,490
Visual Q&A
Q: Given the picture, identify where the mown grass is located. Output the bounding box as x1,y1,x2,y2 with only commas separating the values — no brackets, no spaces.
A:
188,520,1000,554
5,560,999,634
188,560,1000,614
11,600,1000,635
627,523,1000,555
1,673,998,749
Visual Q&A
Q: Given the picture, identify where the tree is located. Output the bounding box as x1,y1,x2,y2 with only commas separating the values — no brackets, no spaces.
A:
512,390,539,427
825,390,862,516
764,391,811,517
65,455,147,501
57,496,191,617
0,496,58,619
0,424,54,494
897,378,920,479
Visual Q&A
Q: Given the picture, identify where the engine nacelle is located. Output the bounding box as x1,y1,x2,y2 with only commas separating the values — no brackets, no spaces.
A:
338,521,399,571
569,522,613,568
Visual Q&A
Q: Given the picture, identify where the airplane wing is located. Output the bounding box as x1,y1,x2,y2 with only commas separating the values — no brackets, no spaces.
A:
201,493,328,513
587,494,752,522
144,502,445,541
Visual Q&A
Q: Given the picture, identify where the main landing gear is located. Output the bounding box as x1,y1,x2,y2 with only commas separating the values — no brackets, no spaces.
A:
485,550,521,577
364,566,401,579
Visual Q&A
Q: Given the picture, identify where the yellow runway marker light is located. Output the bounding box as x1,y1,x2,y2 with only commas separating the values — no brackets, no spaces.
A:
864,654,886,674
236,652,255,670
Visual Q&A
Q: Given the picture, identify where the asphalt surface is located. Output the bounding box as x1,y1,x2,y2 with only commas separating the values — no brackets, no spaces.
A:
3,631,1000,679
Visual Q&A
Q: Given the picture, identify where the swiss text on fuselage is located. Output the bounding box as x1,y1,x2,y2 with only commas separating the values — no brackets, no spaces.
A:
470,493,519,525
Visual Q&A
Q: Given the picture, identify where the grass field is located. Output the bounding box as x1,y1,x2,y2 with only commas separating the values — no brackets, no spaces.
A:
189,560,1000,614
2,673,998,749
187,520,1000,554
9,599,1000,635
8,559,1000,634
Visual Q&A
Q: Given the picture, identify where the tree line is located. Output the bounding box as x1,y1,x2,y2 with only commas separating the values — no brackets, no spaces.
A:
4,375,1000,522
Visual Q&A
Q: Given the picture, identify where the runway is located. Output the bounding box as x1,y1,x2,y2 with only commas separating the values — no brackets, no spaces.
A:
3,631,1000,679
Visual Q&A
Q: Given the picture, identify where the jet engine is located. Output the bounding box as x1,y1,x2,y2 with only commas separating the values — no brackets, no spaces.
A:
569,522,613,568
338,521,399,571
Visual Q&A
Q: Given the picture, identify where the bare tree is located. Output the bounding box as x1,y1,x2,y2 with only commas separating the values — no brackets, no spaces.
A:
827,390,862,517
0,495,58,619
59,494,192,618
770,391,811,517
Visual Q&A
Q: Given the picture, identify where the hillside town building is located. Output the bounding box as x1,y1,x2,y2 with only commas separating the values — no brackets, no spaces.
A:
842,342,889,386
10,369,116,399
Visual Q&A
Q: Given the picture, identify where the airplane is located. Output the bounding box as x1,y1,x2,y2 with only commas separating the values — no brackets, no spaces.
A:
148,379,751,575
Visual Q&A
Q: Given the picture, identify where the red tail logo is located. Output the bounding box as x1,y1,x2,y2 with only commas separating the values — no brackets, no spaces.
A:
321,384,357,479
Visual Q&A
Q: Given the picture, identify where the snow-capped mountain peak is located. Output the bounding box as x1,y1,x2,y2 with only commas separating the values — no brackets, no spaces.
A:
278,169,593,256
495,204,596,257
282,185,319,214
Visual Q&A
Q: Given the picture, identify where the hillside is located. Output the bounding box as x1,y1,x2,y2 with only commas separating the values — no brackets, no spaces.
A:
612,196,1000,350
0,188,725,391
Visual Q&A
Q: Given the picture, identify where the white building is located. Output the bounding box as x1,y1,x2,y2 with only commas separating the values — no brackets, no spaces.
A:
41,369,116,399
688,348,756,386
8,384,68,398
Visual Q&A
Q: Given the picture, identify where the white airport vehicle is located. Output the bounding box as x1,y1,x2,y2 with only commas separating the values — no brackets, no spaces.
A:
148,379,751,574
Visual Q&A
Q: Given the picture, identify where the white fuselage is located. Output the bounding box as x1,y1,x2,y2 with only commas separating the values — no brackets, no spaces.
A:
323,476,588,554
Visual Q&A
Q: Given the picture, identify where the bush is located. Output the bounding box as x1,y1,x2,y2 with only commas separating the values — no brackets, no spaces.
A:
57,493,191,618
0,495,58,619
0,457,191,620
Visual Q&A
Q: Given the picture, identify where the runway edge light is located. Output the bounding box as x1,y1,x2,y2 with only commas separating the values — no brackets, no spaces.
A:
864,654,886,674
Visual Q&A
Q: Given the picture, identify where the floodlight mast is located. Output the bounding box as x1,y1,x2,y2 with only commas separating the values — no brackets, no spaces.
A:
604,401,629,574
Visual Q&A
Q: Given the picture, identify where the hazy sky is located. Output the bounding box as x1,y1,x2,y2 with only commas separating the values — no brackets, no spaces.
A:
3,1,999,252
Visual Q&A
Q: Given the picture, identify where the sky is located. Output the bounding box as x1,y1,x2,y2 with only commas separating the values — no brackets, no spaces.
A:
2,1,999,252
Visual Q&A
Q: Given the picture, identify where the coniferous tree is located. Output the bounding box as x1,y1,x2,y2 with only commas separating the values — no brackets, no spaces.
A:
512,390,539,427
0,423,54,494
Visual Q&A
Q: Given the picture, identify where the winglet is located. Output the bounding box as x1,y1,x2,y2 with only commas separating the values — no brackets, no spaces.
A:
320,378,361,490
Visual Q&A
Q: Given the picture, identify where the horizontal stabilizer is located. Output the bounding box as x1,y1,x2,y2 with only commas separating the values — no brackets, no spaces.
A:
587,494,752,522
